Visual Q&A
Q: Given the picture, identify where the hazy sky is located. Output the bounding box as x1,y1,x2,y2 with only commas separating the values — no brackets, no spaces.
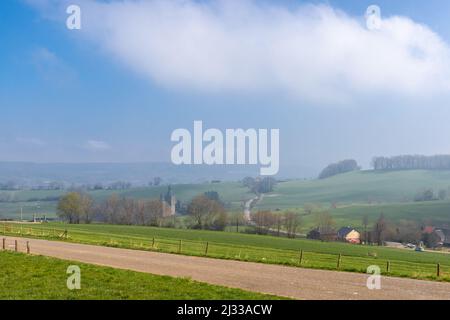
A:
2,0,450,173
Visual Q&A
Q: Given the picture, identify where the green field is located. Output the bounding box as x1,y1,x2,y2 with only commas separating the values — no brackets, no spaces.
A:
0,251,280,300
259,170,450,208
325,201,450,229
2,170,450,229
0,182,252,220
3,222,450,282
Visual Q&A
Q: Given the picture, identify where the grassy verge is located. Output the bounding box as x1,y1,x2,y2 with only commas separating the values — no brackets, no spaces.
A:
1,222,450,282
0,251,281,300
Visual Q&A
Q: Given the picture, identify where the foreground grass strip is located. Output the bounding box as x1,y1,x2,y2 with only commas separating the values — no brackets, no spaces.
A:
2,222,450,282
0,251,282,300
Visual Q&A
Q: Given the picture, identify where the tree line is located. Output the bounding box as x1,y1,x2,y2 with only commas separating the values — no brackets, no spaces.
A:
250,210,302,238
318,159,360,179
372,155,450,171
242,177,277,194
57,191,228,230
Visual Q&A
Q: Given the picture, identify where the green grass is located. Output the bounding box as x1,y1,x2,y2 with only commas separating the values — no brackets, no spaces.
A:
3,170,450,228
259,170,450,208
0,182,252,220
0,251,281,300
326,201,450,228
279,200,450,232
3,222,450,282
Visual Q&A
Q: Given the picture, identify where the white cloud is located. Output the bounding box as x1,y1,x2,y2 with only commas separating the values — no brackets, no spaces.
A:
84,140,111,151
28,0,450,104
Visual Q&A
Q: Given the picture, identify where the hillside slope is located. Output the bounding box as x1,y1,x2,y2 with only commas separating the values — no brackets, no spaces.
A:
2,170,450,225
259,170,450,209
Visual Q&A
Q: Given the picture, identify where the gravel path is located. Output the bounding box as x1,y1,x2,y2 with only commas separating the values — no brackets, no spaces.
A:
4,237,450,300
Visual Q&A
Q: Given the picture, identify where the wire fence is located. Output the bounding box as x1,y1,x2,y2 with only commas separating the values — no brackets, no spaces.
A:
0,222,449,281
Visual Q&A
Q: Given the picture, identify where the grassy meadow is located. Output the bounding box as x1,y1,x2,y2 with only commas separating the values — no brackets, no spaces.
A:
2,170,450,230
260,170,450,208
0,251,280,300
0,181,252,220
1,169,450,283
2,222,450,282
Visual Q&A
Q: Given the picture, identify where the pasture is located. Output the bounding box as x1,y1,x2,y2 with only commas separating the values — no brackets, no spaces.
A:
1,169,450,233
0,181,252,220
0,251,278,300
259,170,450,209
2,222,450,282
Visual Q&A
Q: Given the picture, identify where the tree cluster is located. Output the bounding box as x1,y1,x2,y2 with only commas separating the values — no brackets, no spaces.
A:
318,159,360,179
187,194,227,230
250,210,302,238
414,188,448,202
372,155,450,171
57,192,166,226
242,177,277,194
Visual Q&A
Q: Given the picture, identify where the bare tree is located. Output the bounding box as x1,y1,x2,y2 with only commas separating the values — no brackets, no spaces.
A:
145,199,164,226
275,214,284,236
188,194,226,230
315,211,335,234
393,220,421,244
373,213,388,246
104,194,121,224
229,212,246,233
121,197,136,225
251,210,276,234
283,211,302,238
135,200,146,225
57,192,93,224
362,214,369,244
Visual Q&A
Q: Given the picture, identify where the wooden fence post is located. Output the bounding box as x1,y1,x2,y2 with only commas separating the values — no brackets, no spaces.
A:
299,250,303,265
2,238,5,250
178,240,182,253
205,242,209,256
386,261,391,273
437,263,441,277
14,240,18,252
337,254,342,269
26,241,30,254
152,237,155,248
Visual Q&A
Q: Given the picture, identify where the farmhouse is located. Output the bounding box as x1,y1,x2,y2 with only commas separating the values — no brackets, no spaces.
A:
436,228,450,247
422,226,450,247
337,227,361,244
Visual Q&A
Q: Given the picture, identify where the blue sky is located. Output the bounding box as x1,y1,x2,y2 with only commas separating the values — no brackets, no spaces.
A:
2,0,450,174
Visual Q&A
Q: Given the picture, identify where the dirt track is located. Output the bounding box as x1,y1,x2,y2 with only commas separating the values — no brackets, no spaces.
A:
3,237,450,300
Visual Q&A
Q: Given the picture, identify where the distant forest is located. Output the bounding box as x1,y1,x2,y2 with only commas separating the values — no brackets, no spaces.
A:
319,154,450,180
318,159,360,179
372,155,450,171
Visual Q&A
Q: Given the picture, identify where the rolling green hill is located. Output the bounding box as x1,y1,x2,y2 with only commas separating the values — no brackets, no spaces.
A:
0,182,252,220
258,170,450,209
256,170,450,228
2,170,450,227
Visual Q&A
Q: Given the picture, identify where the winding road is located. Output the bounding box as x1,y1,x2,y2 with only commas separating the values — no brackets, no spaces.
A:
243,194,262,221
